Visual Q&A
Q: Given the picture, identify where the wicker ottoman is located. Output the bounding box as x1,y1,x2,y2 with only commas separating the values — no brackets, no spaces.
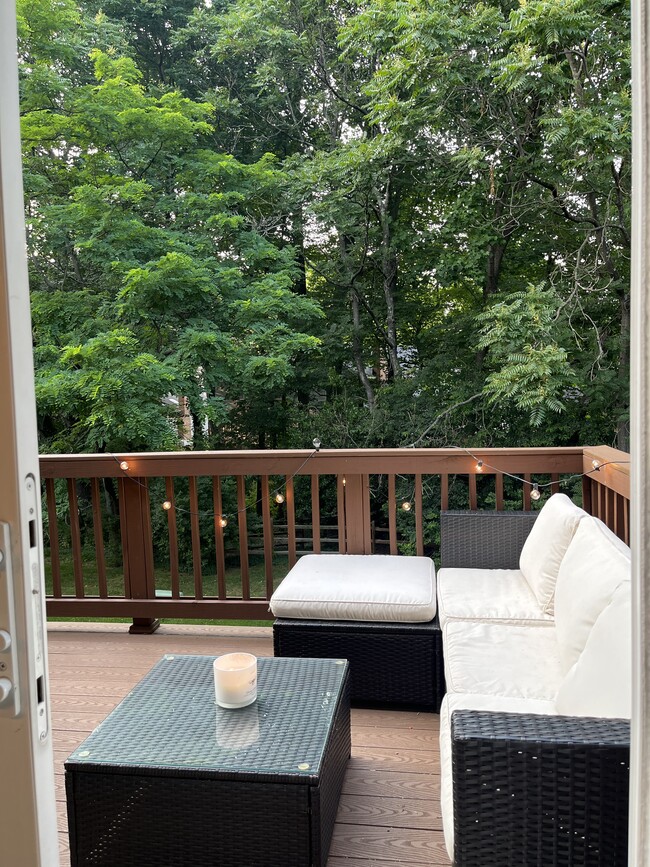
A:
274,616,444,710
271,554,445,711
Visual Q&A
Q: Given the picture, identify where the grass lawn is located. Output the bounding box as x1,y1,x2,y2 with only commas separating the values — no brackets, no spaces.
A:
46,552,289,627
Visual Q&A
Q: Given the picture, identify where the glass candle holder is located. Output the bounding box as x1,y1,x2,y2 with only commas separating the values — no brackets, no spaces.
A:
213,652,257,709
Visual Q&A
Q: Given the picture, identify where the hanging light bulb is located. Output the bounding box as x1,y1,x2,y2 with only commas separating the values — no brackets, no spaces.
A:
342,477,346,487
530,484,541,501
476,460,484,471
119,461,129,471
312,437,321,451
162,500,172,511
401,500,412,512
275,493,285,504
592,459,601,471
218,517,228,528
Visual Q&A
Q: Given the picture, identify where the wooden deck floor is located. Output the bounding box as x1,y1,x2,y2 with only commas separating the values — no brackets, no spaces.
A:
48,622,451,866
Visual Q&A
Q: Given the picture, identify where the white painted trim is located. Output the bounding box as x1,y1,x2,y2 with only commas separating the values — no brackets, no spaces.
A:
630,0,650,861
0,2,59,864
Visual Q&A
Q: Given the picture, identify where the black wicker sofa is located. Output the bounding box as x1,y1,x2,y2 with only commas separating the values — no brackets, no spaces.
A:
438,497,631,867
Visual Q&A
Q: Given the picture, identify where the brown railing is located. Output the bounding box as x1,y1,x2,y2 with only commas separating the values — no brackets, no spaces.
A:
40,446,630,631
582,446,631,543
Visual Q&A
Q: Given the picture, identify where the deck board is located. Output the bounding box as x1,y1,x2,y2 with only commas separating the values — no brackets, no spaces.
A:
47,622,451,866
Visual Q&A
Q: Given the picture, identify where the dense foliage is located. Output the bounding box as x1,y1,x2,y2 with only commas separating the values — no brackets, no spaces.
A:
19,0,631,454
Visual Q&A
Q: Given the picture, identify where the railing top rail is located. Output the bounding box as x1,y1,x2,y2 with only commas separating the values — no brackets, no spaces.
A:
582,446,630,500
583,445,631,474
39,447,587,479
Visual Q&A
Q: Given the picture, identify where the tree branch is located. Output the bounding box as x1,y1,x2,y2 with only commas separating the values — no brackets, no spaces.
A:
526,174,599,226
407,394,483,447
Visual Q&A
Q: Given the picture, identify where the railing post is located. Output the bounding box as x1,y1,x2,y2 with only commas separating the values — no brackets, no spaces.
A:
119,477,159,634
342,474,372,554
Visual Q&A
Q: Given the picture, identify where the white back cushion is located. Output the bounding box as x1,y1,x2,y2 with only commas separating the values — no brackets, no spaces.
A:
556,581,631,719
554,517,631,672
519,493,586,615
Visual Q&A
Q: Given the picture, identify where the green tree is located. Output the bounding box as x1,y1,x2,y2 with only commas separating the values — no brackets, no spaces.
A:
21,19,323,452
334,0,630,447
20,0,631,455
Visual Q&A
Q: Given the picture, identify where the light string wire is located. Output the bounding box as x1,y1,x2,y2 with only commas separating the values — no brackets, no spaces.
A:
111,439,322,524
390,446,630,508
91,439,629,522
450,445,630,491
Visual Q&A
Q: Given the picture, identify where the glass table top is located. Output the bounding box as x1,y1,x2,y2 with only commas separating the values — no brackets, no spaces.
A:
66,655,349,783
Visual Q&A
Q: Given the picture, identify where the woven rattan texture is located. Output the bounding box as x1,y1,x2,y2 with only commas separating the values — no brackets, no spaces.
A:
66,656,351,867
66,655,347,783
451,710,630,867
273,617,445,710
440,511,539,569
311,674,351,864
66,773,311,866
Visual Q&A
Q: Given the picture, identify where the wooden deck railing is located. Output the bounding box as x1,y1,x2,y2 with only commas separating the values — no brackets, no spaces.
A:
582,446,631,543
40,446,630,631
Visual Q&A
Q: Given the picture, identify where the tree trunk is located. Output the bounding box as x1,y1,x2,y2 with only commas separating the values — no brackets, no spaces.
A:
336,230,376,409
377,177,401,379
616,290,631,451
190,409,205,450
351,288,376,412
476,241,507,367
381,241,400,379
484,242,506,301
292,213,308,296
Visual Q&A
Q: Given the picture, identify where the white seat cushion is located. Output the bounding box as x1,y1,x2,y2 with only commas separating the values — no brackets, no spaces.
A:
556,580,632,719
269,554,436,622
439,692,557,860
519,493,587,615
443,620,563,700
554,517,631,672
437,567,552,627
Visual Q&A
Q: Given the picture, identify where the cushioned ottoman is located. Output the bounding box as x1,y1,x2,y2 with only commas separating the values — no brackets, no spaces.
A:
271,555,444,710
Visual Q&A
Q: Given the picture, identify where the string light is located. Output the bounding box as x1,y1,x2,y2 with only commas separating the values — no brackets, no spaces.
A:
110,441,322,524
108,441,628,525
450,446,629,497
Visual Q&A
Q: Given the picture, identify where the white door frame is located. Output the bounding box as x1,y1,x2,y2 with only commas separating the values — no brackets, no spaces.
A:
0,2,59,864
630,0,650,861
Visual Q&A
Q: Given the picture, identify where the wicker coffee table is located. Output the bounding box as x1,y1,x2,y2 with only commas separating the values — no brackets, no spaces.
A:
65,655,351,866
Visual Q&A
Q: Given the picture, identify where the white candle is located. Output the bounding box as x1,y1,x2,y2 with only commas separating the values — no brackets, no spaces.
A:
213,653,257,709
